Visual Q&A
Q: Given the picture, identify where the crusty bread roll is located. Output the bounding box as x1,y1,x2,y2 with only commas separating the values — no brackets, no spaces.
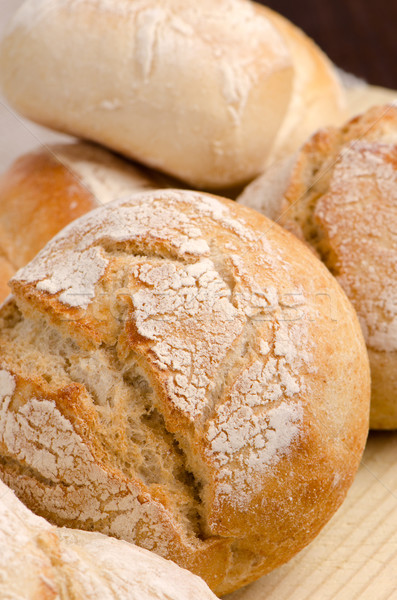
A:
0,478,217,599
0,142,170,303
0,189,369,594
0,0,344,189
238,104,397,429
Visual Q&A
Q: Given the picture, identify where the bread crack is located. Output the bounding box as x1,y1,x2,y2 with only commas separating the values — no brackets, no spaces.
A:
0,302,206,540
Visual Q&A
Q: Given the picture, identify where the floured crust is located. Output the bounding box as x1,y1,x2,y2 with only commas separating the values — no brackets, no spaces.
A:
239,104,397,429
0,142,166,303
0,478,217,599
0,190,369,594
0,0,294,188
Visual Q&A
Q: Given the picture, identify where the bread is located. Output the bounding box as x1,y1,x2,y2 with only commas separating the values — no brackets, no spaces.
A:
238,104,397,429
0,478,217,599
0,189,369,594
0,0,345,189
0,141,169,303
0,256,13,303
343,81,397,120
257,5,347,163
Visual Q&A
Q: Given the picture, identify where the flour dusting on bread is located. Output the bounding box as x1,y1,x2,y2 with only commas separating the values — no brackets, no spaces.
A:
1,190,370,594
0,0,294,188
0,478,218,600
238,104,395,428
315,139,397,353
14,192,213,308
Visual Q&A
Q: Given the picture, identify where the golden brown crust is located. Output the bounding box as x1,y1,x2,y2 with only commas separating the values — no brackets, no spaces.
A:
0,142,168,304
239,104,397,429
0,149,97,304
0,150,98,269
0,190,369,594
0,256,14,302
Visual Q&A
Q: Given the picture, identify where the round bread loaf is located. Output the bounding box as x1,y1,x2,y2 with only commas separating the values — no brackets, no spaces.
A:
239,104,397,429
0,190,369,594
0,142,169,303
0,0,295,189
0,478,217,599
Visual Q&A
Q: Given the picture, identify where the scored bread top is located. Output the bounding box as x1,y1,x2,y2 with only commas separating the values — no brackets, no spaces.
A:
1,190,369,594
0,142,165,271
0,142,170,303
245,105,397,355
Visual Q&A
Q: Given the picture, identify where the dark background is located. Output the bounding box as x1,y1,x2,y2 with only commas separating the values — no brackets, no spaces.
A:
258,0,397,89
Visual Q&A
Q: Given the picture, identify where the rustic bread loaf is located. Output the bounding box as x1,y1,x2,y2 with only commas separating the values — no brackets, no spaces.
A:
0,142,169,303
0,0,345,189
0,478,217,599
0,189,369,594
239,104,397,429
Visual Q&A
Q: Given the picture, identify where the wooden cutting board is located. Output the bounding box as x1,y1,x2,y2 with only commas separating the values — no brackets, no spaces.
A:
225,84,397,600
226,431,397,600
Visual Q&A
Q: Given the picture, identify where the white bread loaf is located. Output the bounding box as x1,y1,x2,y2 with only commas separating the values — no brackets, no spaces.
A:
0,478,217,599
0,189,369,594
0,0,344,189
0,142,172,303
238,104,397,429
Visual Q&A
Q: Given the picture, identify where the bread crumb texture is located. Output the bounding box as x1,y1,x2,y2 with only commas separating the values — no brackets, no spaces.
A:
0,190,369,594
245,104,396,428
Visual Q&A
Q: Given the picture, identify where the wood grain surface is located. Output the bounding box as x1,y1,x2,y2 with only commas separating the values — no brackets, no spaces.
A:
259,0,397,89
227,431,397,600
